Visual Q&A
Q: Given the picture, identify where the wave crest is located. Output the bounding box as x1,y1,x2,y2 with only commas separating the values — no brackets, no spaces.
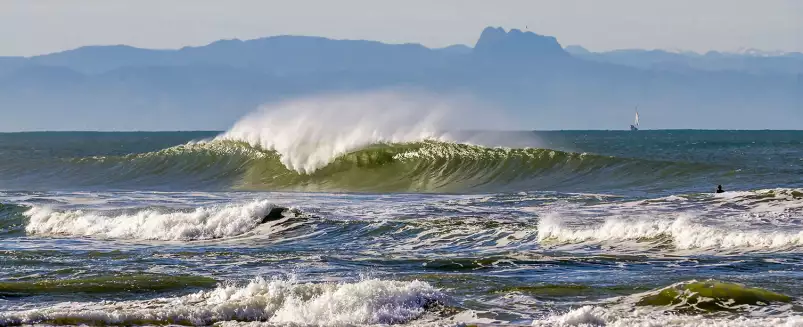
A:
24,200,289,241
538,213,803,251
215,92,484,174
636,280,792,311
1,277,446,326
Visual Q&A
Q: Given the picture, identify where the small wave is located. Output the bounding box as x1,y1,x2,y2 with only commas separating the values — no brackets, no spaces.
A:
0,277,446,326
537,213,803,251
494,284,649,299
24,200,290,241
0,203,27,236
714,188,803,214
531,305,803,327
531,280,796,326
636,280,791,312
0,273,217,297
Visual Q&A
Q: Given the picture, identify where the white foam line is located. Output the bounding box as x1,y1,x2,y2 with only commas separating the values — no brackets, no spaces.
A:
24,200,283,241
538,213,803,251
0,277,446,327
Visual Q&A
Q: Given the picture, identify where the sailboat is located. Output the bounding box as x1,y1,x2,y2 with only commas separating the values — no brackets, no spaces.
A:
630,107,640,131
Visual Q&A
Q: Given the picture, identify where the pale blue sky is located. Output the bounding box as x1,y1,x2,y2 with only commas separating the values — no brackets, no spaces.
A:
1,0,801,56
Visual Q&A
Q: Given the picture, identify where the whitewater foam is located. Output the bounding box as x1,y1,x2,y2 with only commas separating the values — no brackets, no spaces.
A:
0,277,446,326
24,200,284,241
529,279,799,326
537,213,803,251
531,305,803,327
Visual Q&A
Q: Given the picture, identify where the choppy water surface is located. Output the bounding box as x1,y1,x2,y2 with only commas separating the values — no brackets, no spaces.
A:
1,128,802,326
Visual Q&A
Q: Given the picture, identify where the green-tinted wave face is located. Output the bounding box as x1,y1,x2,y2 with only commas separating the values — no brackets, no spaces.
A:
0,204,27,237
112,140,716,193
493,284,651,299
236,141,725,193
636,280,792,312
2,130,802,194
0,139,754,194
0,273,218,297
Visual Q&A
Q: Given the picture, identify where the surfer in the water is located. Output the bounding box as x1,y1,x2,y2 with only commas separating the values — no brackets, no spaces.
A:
716,185,724,193
260,206,307,224
261,207,288,223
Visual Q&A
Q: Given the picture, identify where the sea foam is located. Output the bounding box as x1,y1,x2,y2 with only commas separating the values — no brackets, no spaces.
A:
24,200,283,241
537,213,803,251
0,277,445,326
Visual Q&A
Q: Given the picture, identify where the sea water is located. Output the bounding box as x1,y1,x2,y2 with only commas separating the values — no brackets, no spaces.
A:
1,98,803,326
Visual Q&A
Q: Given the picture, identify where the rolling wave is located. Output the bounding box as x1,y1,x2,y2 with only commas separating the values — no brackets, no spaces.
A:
0,273,217,297
0,92,734,193
16,188,803,253
2,275,795,326
0,277,447,326
537,213,803,251
635,280,792,311
5,139,719,193
531,280,799,327
23,200,294,241
0,203,26,236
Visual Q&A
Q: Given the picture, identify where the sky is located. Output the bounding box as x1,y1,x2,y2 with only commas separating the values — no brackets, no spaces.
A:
1,0,801,57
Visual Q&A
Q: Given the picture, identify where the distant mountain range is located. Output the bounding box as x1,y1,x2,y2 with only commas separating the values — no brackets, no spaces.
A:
565,45,803,75
1,27,801,131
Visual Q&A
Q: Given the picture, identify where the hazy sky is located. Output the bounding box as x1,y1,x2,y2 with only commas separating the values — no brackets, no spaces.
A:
1,0,802,56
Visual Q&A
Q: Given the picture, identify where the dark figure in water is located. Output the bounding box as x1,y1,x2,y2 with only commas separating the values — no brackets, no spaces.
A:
261,207,306,224
261,207,288,223
716,185,724,193
259,207,315,224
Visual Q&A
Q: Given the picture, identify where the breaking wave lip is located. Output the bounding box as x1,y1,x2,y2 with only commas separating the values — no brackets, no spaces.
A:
68,138,709,193
10,85,731,193
0,276,447,327
537,213,803,251
213,91,498,174
24,200,292,241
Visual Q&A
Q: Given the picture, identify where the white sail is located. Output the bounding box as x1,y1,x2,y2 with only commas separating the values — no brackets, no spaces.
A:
630,106,640,131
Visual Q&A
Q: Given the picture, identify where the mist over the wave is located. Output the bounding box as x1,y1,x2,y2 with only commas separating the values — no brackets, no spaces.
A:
215,91,538,173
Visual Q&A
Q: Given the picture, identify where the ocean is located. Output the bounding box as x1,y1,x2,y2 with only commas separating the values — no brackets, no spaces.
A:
1,127,803,326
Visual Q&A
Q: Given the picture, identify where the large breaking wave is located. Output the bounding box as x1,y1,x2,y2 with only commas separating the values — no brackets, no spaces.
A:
0,92,731,193
46,139,713,193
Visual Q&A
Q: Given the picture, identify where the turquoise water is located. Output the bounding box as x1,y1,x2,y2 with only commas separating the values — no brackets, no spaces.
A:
1,130,802,326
